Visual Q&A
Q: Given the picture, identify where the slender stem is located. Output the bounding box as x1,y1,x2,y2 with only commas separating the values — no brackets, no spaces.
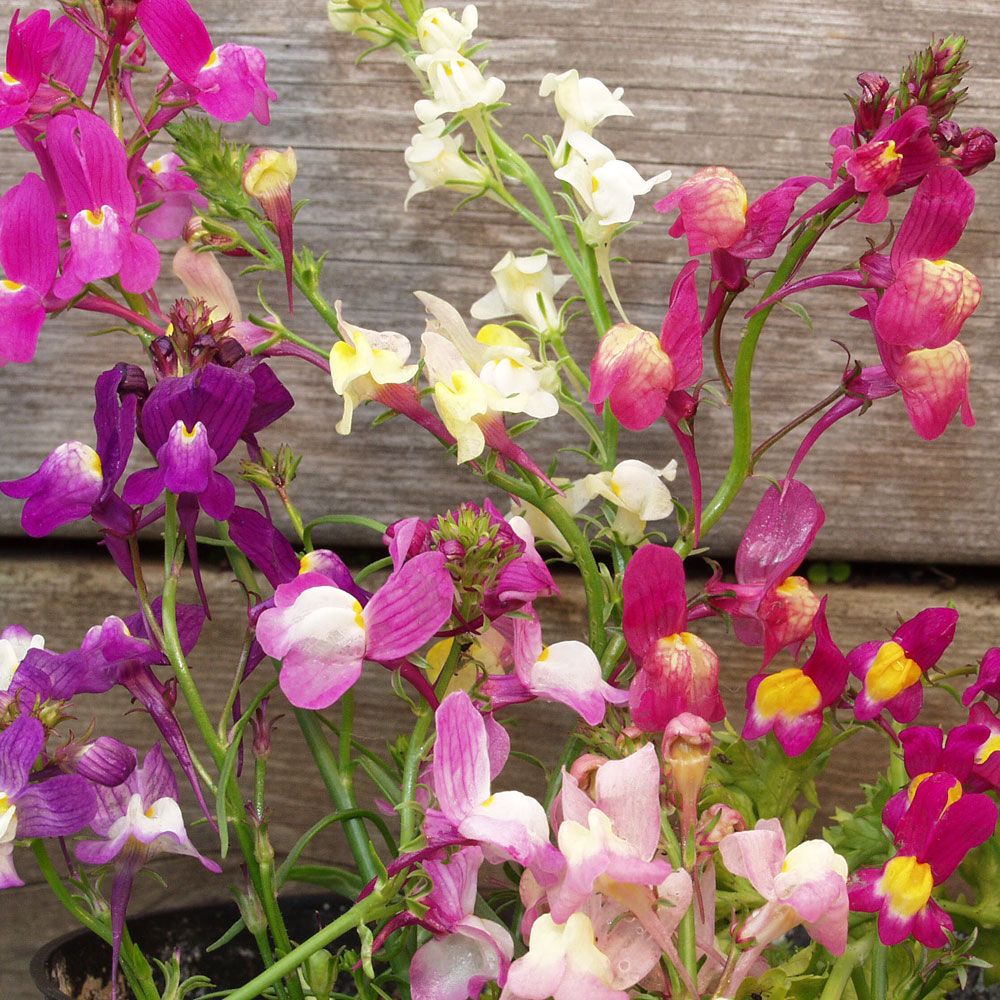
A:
399,704,435,848
818,938,872,1000
871,939,889,999
700,204,851,536
711,291,736,396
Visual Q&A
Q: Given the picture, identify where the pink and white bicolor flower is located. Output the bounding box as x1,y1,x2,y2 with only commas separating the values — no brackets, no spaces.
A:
850,606,959,723
720,818,849,956
622,544,725,730
432,691,563,882
707,479,825,666
256,552,454,710
137,0,276,124
485,610,628,725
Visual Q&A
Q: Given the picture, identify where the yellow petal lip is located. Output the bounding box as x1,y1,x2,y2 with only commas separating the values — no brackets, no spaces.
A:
864,641,922,703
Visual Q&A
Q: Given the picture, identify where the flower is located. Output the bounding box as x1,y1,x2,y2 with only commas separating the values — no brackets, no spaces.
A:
76,745,220,1000
578,460,677,544
137,0,276,124
256,552,454,710
416,5,478,54
621,544,724,729
404,119,491,207
243,147,298,310
555,132,671,242
0,715,97,889
471,252,569,333
720,819,849,955
742,599,850,756
414,49,505,124
0,625,44,692
849,772,998,947
850,607,959,722
539,69,632,158
136,153,207,241
964,647,1000,706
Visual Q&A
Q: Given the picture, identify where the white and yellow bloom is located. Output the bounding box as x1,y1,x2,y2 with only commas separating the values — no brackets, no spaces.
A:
579,458,677,543
329,302,418,434
470,251,569,332
414,50,505,124
539,69,633,158
404,120,491,207
555,131,672,242
416,5,478,53
326,1,384,36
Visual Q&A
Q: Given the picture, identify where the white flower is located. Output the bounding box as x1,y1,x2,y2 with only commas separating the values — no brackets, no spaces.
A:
539,69,633,157
326,1,383,35
579,458,678,543
554,131,672,241
416,5,478,53
329,303,418,435
508,484,587,556
403,120,491,207
470,252,569,332
414,50,506,124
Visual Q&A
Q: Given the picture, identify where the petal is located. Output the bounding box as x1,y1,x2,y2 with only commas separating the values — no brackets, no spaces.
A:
13,774,96,837
0,172,58,292
718,820,784,900
891,167,976,268
0,714,43,794
621,544,687,660
136,0,214,82
593,743,661,861
0,281,45,366
433,691,491,822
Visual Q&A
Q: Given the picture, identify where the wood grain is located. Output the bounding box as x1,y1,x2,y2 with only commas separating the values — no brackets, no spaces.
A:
1,1,999,562
2,549,998,997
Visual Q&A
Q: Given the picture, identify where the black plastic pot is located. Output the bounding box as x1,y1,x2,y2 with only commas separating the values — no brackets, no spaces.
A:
30,895,351,1000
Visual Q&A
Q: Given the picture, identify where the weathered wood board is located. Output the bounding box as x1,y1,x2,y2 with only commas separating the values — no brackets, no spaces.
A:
0,1,999,562
2,550,998,997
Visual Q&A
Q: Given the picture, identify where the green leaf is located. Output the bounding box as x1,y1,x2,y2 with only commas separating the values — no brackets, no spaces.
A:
779,299,814,332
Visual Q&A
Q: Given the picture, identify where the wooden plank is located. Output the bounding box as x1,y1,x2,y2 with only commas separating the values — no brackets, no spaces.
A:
1,549,998,995
1,2,999,559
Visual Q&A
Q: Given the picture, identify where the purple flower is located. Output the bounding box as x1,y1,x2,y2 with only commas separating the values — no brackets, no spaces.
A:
137,0,276,124
257,551,453,710
963,647,1000,706
45,110,160,298
0,715,97,888
0,172,59,366
76,745,220,1000
135,153,207,241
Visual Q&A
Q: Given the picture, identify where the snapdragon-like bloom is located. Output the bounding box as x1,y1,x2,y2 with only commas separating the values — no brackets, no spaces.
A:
256,553,453,710
484,611,628,724
137,0,276,124
0,716,96,889
0,172,59,366
555,132,671,242
136,154,207,241
432,691,562,880
964,647,1000,706
849,772,998,947
720,819,849,955
414,48,505,124
404,119,491,207
707,479,825,664
329,302,419,434
743,600,850,756
243,147,298,310
539,70,632,158
850,607,958,722
589,261,702,431
622,544,725,729
76,745,220,1000
471,252,569,333
578,460,677,546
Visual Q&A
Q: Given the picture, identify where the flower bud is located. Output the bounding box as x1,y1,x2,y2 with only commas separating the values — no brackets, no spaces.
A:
73,736,138,786
568,753,608,795
299,948,339,1000
900,35,969,120
235,867,268,937
403,120,491,207
954,126,997,176
243,147,298,311
696,803,745,856
663,713,712,838
250,698,279,760
853,72,890,136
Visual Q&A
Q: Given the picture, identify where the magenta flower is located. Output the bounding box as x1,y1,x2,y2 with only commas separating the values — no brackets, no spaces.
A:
135,153,207,240
588,261,701,431
850,607,958,723
44,110,160,298
137,0,276,124
0,715,97,889
485,611,628,725
962,647,1000,706
849,772,997,947
707,479,824,665
257,552,453,710
432,691,563,881
743,599,849,755
0,172,59,366
76,745,220,1000
621,544,724,730
720,819,849,955
968,703,1000,793
2,365,138,537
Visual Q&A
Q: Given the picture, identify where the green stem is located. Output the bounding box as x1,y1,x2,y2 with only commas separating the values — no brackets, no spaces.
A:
399,704,435,848
700,204,851,536
818,938,872,1000
871,939,889,999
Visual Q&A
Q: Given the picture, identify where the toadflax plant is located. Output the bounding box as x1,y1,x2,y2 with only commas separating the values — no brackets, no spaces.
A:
0,2,999,998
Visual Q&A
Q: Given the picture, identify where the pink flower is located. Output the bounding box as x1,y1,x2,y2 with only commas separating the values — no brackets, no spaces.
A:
850,607,958,723
256,552,453,710
849,772,997,947
707,479,824,665
962,647,1000,706
621,544,724,730
137,0,276,124
135,153,207,240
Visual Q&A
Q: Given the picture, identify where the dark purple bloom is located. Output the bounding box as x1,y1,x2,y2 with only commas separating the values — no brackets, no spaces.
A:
0,715,97,888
